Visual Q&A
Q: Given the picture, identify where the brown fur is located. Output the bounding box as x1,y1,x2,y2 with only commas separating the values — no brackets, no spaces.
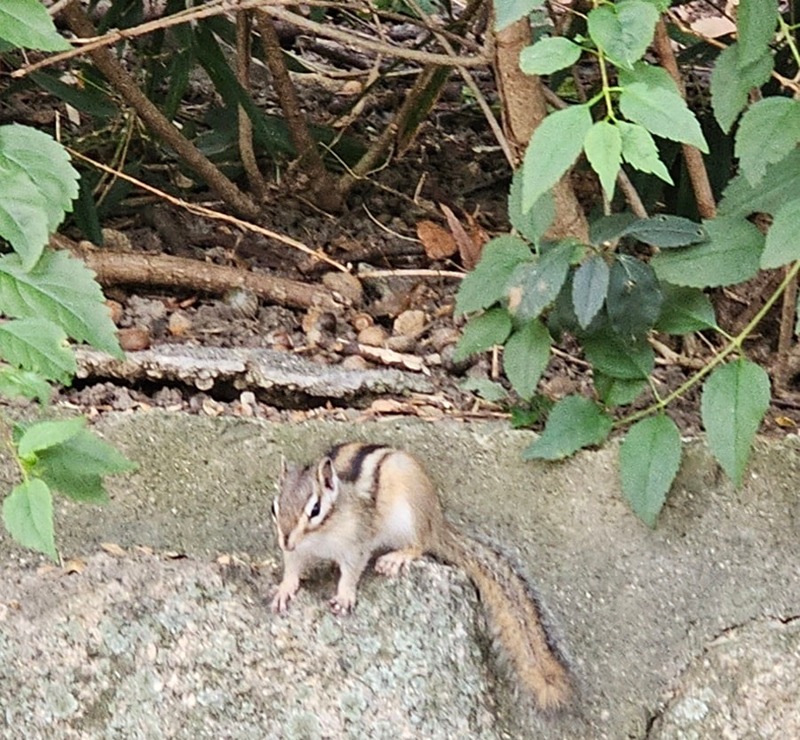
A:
271,443,572,710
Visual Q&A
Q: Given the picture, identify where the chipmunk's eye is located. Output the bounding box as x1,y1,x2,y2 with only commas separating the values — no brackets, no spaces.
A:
309,499,321,519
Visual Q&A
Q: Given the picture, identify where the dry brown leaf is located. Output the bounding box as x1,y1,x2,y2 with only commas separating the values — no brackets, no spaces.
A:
118,327,151,352
465,211,490,262
417,219,457,259
440,204,483,270
63,558,87,575
775,415,795,429
369,398,416,414
355,343,429,374
100,542,127,557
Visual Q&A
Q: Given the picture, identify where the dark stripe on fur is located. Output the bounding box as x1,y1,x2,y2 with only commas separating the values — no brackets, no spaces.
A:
333,444,386,482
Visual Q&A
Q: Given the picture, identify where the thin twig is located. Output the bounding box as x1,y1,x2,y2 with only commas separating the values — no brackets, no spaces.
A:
358,268,465,279
68,148,349,272
653,18,716,219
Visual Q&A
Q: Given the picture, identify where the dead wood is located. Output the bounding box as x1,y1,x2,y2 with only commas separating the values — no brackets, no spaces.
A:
58,237,342,312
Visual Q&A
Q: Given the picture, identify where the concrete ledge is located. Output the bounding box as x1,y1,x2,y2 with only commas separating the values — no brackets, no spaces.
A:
1,412,799,737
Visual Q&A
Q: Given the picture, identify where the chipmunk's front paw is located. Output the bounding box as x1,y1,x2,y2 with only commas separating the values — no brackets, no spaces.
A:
329,593,356,615
270,581,299,613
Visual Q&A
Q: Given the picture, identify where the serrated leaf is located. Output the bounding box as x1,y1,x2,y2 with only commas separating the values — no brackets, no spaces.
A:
0,367,51,403
595,372,647,407
651,216,763,288
656,283,717,334
584,121,622,200
701,358,770,487
0,251,122,356
710,43,774,133
503,319,551,399
619,82,708,153
0,0,71,51
2,478,57,560
583,329,654,379
623,215,708,248
17,417,85,457
460,378,508,403
456,236,533,314
761,198,800,270
736,98,800,186
508,240,575,321
454,308,513,361
0,318,75,382
521,104,592,211
522,395,613,460
619,414,682,527
719,148,800,219
572,254,610,329
494,0,545,31
0,125,79,268
607,255,662,340
737,0,778,69
34,429,137,503
587,0,659,70
617,121,673,184
508,169,555,245
519,37,582,75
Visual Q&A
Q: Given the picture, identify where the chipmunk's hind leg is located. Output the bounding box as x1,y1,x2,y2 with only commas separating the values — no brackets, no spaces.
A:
374,545,424,577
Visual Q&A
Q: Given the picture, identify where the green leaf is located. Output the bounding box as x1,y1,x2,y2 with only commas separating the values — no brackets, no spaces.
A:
719,148,800,219
0,367,51,403
456,236,533,314
595,372,647,407
619,82,708,153
519,37,582,75
494,0,545,31
583,329,654,379
0,251,122,356
735,98,800,186
17,417,86,457
701,358,770,487
460,378,508,403
508,169,554,245
503,319,551,399
34,429,137,503
522,395,613,460
589,213,639,246
623,215,708,248
0,125,79,269
651,216,764,288
0,318,75,382
454,308,513,360
607,255,662,340
617,121,673,184
587,0,659,70
521,104,592,211
508,240,576,321
0,0,71,51
584,121,622,200
655,283,717,334
761,198,800,270
572,253,609,329
2,478,57,560
737,0,778,69
710,43,773,134
619,414,682,527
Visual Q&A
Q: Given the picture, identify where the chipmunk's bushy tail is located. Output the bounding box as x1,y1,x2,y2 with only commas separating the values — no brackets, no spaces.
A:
433,526,572,712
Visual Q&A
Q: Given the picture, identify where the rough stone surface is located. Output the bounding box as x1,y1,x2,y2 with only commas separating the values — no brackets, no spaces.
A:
0,553,497,739
1,413,799,738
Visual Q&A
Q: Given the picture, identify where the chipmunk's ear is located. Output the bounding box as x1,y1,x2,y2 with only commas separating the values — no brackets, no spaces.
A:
317,457,339,500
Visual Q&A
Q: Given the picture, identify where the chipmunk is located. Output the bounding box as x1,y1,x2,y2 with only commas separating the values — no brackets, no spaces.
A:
270,442,572,712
